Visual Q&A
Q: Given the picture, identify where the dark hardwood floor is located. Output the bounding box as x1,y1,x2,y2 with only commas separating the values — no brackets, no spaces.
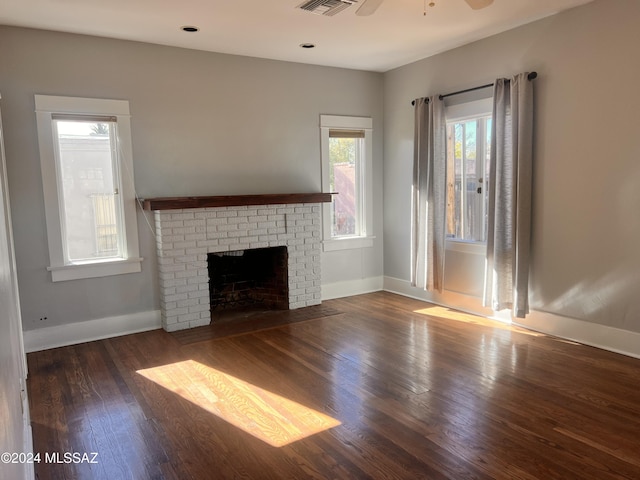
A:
27,292,640,479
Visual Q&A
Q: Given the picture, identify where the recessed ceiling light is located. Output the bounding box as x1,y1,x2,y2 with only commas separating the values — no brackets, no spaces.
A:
181,26,200,33
299,43,315,49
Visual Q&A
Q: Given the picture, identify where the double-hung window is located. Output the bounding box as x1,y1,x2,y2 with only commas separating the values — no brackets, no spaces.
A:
35,95,142,281
320,115,373,251
445,98,492,245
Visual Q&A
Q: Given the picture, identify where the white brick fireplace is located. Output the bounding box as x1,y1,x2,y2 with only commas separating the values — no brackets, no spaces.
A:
146,194,330,332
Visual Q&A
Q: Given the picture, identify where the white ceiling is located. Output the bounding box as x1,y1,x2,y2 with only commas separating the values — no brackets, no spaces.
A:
0,0,593,72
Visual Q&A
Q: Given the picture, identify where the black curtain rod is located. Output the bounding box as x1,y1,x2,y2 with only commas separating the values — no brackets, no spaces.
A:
411,71,537,106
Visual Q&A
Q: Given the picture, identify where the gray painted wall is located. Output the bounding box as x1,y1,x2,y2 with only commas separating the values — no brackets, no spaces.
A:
0,26,384,331
383,0,640,333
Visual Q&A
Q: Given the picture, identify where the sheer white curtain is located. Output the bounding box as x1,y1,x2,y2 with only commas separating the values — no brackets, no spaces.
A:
484,73,534,318
411,96,446,292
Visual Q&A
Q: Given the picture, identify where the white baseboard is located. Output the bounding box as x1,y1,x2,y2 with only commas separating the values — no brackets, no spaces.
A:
23,421,34,480
23,310,161,353
322,276,384,300
383,275,640,360
514,310,640,360
23,279,640,360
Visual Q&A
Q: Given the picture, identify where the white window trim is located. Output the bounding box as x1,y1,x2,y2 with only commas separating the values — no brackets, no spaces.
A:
320,115,374,251
35,95,142,282
445,97,492,123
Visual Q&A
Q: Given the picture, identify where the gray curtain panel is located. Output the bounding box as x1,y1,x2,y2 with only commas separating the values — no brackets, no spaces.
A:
484,72,534,318
411,96,446,292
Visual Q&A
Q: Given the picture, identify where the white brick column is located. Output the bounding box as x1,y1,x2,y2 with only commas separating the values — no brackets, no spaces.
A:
153,203,322,332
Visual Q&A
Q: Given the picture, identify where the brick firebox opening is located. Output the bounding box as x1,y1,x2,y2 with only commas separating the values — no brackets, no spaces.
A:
208,246,289,318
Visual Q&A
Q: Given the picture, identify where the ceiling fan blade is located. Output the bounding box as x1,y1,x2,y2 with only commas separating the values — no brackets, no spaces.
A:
464,0,494,10
356,0,384,16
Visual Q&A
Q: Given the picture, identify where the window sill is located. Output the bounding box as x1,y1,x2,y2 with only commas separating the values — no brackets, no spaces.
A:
47,257,143,282
445,239,486,255
322,236,375,252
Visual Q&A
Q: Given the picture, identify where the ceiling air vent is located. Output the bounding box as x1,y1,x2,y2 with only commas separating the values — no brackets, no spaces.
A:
297,0,358,16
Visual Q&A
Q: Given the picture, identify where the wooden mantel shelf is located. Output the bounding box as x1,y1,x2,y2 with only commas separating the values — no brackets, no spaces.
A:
142,193,333,211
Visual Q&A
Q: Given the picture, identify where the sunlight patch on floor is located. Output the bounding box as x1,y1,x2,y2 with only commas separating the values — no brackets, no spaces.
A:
413,305,545,337
136,360,341,447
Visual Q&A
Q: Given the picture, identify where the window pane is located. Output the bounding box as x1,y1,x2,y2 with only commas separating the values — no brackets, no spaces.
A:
446,115,491,242
484,118,492,242
329,136,359,237
447,123,463,238
54,120,122,262
464,120,478,241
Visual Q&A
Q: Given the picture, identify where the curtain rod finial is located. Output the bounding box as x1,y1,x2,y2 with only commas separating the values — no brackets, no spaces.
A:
528,71,538,80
